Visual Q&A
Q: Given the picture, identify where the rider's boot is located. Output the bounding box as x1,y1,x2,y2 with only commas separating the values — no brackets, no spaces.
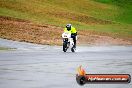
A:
73,38,76,48
73,43,76,48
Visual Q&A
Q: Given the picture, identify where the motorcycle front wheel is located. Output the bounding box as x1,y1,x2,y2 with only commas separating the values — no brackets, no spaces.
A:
63,42,67,52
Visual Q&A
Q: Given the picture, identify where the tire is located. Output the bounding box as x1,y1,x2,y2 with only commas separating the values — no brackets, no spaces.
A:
63,42,67,52
76,75,86,85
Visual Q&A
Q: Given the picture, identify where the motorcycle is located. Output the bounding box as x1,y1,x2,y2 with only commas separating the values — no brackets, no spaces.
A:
62,31,76,52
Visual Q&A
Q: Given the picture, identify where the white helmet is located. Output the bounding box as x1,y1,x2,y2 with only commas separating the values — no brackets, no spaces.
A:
66,24,71,28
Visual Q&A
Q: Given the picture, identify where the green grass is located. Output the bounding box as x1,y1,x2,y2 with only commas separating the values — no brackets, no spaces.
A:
94,0,132,24
0,0,132,39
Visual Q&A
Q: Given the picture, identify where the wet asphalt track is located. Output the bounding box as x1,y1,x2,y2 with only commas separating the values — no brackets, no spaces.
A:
0,38,132,88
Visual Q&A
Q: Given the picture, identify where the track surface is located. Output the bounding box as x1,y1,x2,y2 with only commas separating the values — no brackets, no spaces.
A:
0,39,132,88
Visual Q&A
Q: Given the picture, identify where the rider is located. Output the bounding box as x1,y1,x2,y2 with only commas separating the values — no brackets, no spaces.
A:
64,24,77,48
